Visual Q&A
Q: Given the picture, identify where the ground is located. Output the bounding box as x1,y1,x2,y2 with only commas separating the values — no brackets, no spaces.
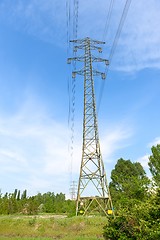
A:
0,214,108,240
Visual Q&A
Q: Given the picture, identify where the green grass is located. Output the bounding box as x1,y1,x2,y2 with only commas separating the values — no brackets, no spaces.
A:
0,215,108,240
0,239,52,240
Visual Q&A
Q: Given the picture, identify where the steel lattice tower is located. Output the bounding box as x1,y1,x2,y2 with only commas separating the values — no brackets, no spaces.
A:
68,37,113,216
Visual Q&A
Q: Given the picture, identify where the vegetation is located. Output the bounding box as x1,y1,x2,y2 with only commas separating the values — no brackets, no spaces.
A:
0,144,160,239
0,190,75,216
109,158,150,206
104,144,160,239
148,144,160,187
103,190,160,239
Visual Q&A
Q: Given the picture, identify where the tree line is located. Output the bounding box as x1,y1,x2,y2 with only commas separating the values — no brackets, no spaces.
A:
0,190,75,216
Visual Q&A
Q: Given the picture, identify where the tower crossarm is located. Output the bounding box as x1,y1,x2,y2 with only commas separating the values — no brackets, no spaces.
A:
92,56,109,65
68,56,108,64
72,68,106,79
67,56,85,63
70,37,105,45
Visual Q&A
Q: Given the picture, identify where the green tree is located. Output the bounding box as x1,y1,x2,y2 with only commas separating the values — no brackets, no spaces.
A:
54,193,66,213
21,189,27,200
17,190,20,200
148,144,160,187
13,189,18,199
109,158,150,208
43,192,55,213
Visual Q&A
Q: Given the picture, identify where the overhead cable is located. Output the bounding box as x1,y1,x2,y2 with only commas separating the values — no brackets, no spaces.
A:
69,0,79,183
102,0,115,42
66,0,73,183
97,0,132,113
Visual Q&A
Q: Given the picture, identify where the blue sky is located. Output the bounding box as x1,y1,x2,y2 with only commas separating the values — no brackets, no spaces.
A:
0,0,160,197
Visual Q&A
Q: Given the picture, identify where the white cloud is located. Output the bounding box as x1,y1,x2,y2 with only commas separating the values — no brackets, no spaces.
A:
69,120,133,178
110,0,160,71
100,123,133,162
137,154,149,169
136,136,160,175
0,96,70,195
148,137,160,148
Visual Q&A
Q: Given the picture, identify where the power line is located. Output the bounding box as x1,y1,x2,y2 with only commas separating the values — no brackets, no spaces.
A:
108,0,132,67
66,0,73,183
66,0,71,56
67,0,79,183
73,0,79,40
102,0,115,42
97,0,132,113
66,0,71,127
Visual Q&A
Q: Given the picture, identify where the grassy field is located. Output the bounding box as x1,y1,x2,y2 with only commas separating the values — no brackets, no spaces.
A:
0,214,108,240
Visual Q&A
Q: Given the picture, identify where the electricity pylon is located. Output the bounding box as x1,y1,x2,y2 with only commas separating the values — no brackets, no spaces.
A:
68,37,113,216
70,181,77,200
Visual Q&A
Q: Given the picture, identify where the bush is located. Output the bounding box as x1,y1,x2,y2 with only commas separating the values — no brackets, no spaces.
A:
103,196,160,240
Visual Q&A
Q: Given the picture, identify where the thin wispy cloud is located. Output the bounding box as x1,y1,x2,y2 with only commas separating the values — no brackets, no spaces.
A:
0,0,159,71
0,92,133,194
0,0,66,45
0,96,69,194
71,120,133,177
137,154,150,169
111,0,160,71
136,136,160,174
148,137,160,148
101,123,133,162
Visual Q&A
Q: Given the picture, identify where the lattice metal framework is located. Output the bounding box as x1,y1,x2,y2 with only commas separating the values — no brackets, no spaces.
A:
68,37,113,216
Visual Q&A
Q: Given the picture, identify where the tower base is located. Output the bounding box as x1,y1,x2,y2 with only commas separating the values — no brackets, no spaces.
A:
76,196,113,216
